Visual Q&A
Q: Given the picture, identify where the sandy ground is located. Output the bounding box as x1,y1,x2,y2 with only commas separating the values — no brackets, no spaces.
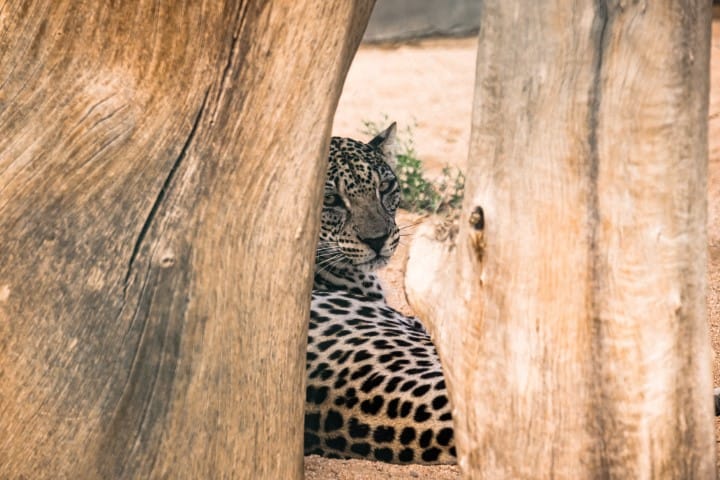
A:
307,20,720,479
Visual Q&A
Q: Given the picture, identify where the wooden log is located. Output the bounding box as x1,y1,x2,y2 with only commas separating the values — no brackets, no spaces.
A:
406,1,715,478
0,1,374,478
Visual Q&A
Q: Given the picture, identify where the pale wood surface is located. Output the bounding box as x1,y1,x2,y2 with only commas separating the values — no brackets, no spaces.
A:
0,1,373,478
407,2,715,478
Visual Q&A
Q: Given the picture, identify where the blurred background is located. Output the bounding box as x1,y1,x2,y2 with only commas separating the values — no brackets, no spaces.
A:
363,0,480,42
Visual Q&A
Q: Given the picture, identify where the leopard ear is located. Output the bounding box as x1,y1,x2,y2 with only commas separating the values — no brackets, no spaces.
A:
369,122,397,168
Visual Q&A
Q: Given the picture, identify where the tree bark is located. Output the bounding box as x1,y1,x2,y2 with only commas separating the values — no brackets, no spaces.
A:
0,1,373,478
406,1,715,478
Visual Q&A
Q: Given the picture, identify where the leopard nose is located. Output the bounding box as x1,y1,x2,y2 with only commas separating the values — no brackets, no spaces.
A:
360,234,388,254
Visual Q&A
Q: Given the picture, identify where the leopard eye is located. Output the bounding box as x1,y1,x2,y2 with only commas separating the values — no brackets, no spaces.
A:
379,179,395,194
323,193,345,208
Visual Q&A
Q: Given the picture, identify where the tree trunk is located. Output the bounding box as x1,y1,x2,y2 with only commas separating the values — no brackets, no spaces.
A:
406,1,715,478
0,1,373,478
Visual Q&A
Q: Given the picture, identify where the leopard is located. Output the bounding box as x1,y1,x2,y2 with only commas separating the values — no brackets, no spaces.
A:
304,123,456,465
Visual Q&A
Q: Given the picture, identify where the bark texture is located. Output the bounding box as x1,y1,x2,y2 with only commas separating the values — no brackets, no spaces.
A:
0,1,373,478
406,1,715,478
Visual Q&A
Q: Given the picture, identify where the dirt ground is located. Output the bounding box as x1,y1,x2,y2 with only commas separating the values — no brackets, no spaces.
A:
307,19,720,479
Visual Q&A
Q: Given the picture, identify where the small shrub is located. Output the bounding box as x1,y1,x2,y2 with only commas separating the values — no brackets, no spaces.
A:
361,118,464,214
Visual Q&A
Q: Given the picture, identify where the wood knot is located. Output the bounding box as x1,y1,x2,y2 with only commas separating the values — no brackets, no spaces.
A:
469,206,484,230
468,206,485,261
160,254,175,268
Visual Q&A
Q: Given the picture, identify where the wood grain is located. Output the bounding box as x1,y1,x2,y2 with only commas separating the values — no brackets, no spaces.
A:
407,1,715,478
0,1,374,478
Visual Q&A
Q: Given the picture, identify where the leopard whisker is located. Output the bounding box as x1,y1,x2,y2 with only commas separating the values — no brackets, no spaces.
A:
315,244,343,256
315,252,347,272
315,253,343,265
398,217,428,231
315,257,348,276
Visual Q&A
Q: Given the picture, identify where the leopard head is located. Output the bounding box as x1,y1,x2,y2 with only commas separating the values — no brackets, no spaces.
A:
318,123,400,272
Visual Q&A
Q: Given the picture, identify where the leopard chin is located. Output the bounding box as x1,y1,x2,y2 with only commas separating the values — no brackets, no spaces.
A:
355,255,391,272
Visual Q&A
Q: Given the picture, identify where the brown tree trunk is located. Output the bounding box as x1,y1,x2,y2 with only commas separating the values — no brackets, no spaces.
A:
407,1,715,478
0,1,373,478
